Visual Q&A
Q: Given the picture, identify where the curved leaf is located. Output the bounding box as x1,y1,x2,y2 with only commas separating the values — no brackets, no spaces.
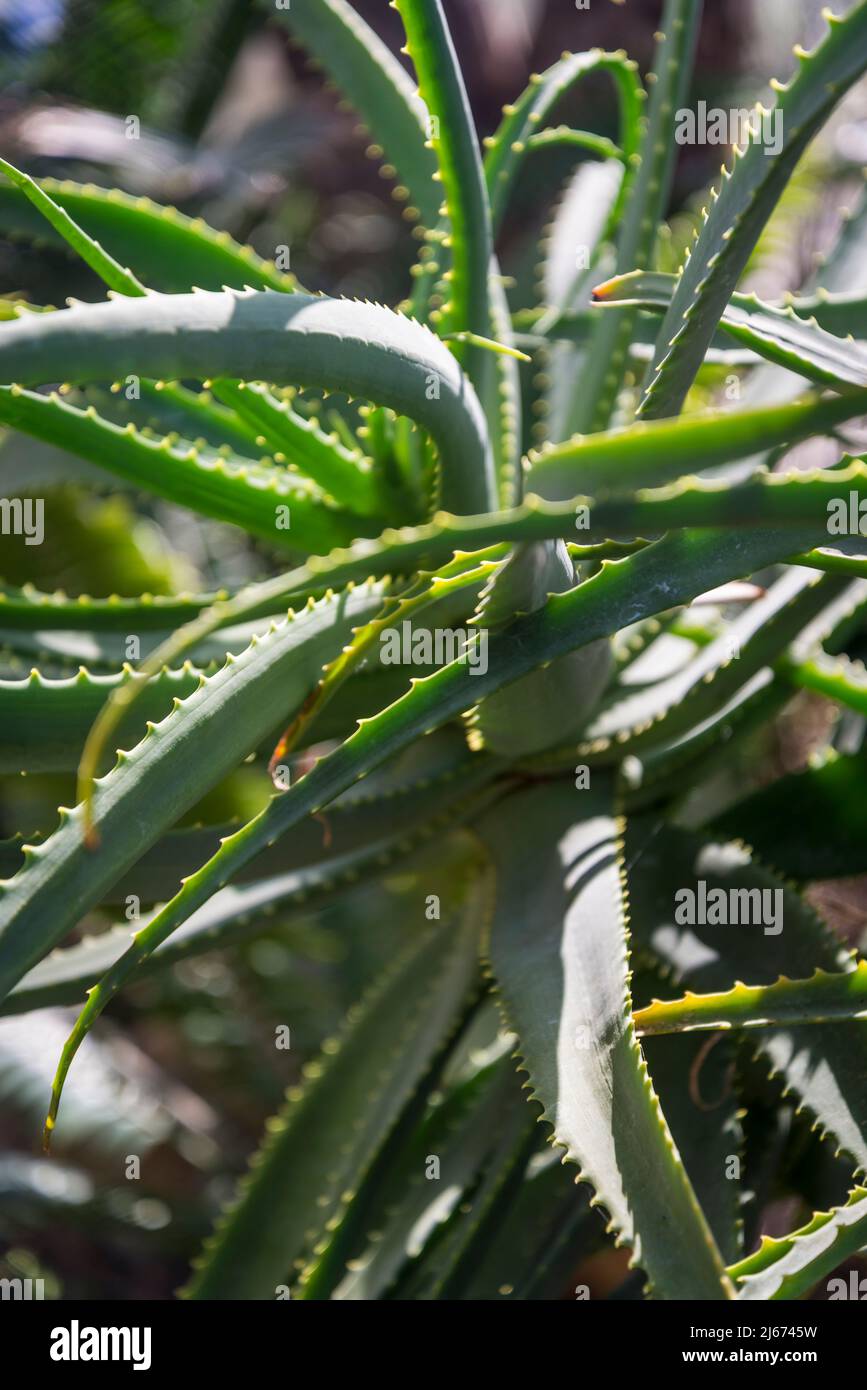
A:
481,780,733,1298
0,582,226,631
394,0,492,400
4,778,497,1017
0,289,495,515
567,0,703,435
0,385,363,553
570,569,851,763
780,650,867,716
40,523,833,1129
4,730,495,906
484,50,643,234
271,0,440,229
0,662,208,773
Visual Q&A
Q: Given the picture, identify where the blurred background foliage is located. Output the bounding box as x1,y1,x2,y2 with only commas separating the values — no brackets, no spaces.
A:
1,0,866,1299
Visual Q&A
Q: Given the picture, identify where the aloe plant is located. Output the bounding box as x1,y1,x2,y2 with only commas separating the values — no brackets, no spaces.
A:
4,0,867,1302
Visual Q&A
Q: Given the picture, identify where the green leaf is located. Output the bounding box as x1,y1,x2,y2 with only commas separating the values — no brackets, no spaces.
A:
441,331,530,362
0,617,265,672
3,861,375,1018
0,179,297,293
0,385,360,554
0,158,146,296
0,160,391,519
518,302,758,366
536,160,624,447
455,1147,604,1300
117,462,867,658
0,580,396,1000
791,547,867,581
525,127,625,161
391,1095,539,1301
594,270,867,390
0,1009,181,1159
3,730,494,907
528,389,867,499
785,287,867,340
711,746,867,880
627,821,867,1174
780,650,867,716
486,269,523,508
540,162,623,314
63,444,867,760
0,288,495,516
730,1187,867,1301
330,1053,522,1300
639,3,867,420
0,662,208,774
74,544,497,834
0,583,226,631
484,50,643,234
394,0,492,392
579,459,867,531
618,675,788,814
270,0,441,230
567,0,704,435
39,523,832,1125
182,844,485,1299
470,540,613,758
640,1024,744,1264
207,380,389,519
635,960,867,1036
3,777,496,1018
568,569,850,764
481,780,733,1298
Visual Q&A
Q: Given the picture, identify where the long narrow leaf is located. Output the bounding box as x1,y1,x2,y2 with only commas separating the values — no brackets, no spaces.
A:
640,3,867,419
183,847,485,1299
481,781,733,1298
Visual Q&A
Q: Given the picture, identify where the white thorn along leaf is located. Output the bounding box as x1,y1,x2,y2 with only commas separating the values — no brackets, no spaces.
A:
35,523,831,1152
731,1187,867,1301
1,0,865,1306
546,568,862,770
0,579,405,997
183,848,486,1299
639,1,867,420
0,289,494,517
627,820,867,1176
481,781,734,1298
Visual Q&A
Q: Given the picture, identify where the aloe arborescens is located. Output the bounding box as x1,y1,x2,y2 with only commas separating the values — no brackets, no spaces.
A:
2,0,867,1301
